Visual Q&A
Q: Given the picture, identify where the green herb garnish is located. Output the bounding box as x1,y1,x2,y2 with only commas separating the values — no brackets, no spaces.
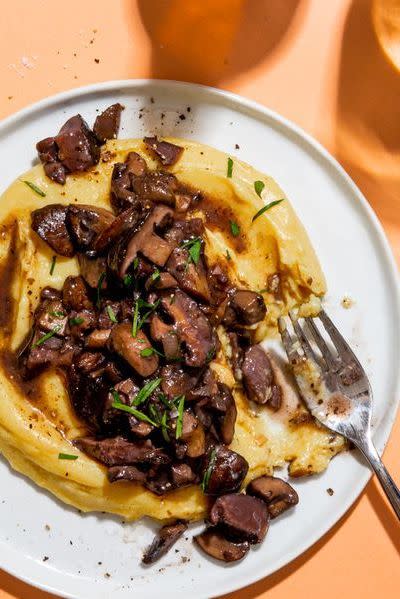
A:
50,310,65,318
96,272,106,308
49,255,56,275
106,305,118,323
132,298,160,337
21,179,46,197
69,316,84,326
132,378,162,406
254,180,265,198
140,347,154,358
229,220,240,237
123,274,133,287
133,257,139,270
201,448,217,492
161,411,170,442
252,199,284,222
181,237,202,266
132,298,140,337
58,453,78,460
225,249,231,261
33,325,61,347
150,269,161,282
175,395,185,439
227,157,233,178
111,401,158,427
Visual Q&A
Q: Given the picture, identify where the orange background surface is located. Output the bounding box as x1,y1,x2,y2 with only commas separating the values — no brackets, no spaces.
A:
0,1,399,597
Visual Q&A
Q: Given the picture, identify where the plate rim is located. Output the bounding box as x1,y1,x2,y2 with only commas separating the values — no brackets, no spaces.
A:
0,78,399,599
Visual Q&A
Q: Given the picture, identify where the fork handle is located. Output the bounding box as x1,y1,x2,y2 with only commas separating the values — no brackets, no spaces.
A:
356,437,400,520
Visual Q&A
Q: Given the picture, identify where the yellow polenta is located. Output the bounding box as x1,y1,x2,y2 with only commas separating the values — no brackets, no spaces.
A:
0,139,344,521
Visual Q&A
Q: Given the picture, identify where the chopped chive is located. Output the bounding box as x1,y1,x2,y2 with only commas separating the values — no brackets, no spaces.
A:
50,310,65,318
201,448,217,492
229,220,240,237
33,325,61,347
254,180,265,198
112,389,121,403
111,401,158,427
175,395,185,439
96,272,106,308
133,257,139,270
132,378,162,406
159,393,172,409
123,274,133,287
132,299,140,337
161,411,170,442
58,453,78,460
150,269,161,282
106,305,118,323
140,347,154,358
225,249,231,261
21,179,46,197
70,316,84,326
252,199,284,222
181,237,202,266
227,157,233,178
137,300,160,331
49,255,56,275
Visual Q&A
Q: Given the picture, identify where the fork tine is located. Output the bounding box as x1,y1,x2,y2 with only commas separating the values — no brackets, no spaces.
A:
318,310,356,362
278,316,303,363
288,310,320,363
305,316,339,370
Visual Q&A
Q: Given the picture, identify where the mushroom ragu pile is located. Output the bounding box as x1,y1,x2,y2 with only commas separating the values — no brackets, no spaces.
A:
19,105,299,564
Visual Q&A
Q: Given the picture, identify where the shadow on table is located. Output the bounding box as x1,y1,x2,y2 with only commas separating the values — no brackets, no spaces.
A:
133,0,307,85
334,0,400,259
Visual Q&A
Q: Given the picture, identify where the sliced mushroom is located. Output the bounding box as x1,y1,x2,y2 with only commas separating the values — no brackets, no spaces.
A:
31,204,74,257
62,275,93,311
209,494,269,544
35,299,68,336
160,364,200,398
85,328,112,349
145,271,178,291
209,383,237,445
36,137,66,184
246,475,299,518
132,171,178,205
160,290,216,368
203,445,248,495
93,103,124,143
108,205,175,278
74,436,170,466
78,254,108,288
166,246,211,303
144,136,184,166
108,464,147,483
142,521,187,565
194,529,249,562
224,290,266,326
170,463,196,487
242,345,281,407
55,114,100,172
66,204,115,250
108,323,158,377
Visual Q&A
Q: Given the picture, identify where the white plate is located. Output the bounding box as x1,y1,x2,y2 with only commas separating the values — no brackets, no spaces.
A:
0,80,399,599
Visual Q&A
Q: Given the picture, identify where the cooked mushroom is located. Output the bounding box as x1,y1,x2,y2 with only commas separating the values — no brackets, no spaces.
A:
203,445,249,495
145,271,178,291
132,171,178,205
55,114,100,173
246,475,299,518
171,463,197,487
85,328,112,349
194,529,249,562
209,383,237,445
93,103,124,143
159,290,216,368
242,345,281,408
166,246,211,303
108,205,175,278
94,205,144,253
78,254,107,288
224,290,266,326
142,520,187,564
108,464,147,483
31,204,75,257
160,364,200,398
66,204,114,250
108,323,159,377
209,494,269,544
62,275,93,311
144,136,184,166
74,436,170,466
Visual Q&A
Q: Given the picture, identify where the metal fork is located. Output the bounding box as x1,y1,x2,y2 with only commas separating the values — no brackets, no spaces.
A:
278,309,400,519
